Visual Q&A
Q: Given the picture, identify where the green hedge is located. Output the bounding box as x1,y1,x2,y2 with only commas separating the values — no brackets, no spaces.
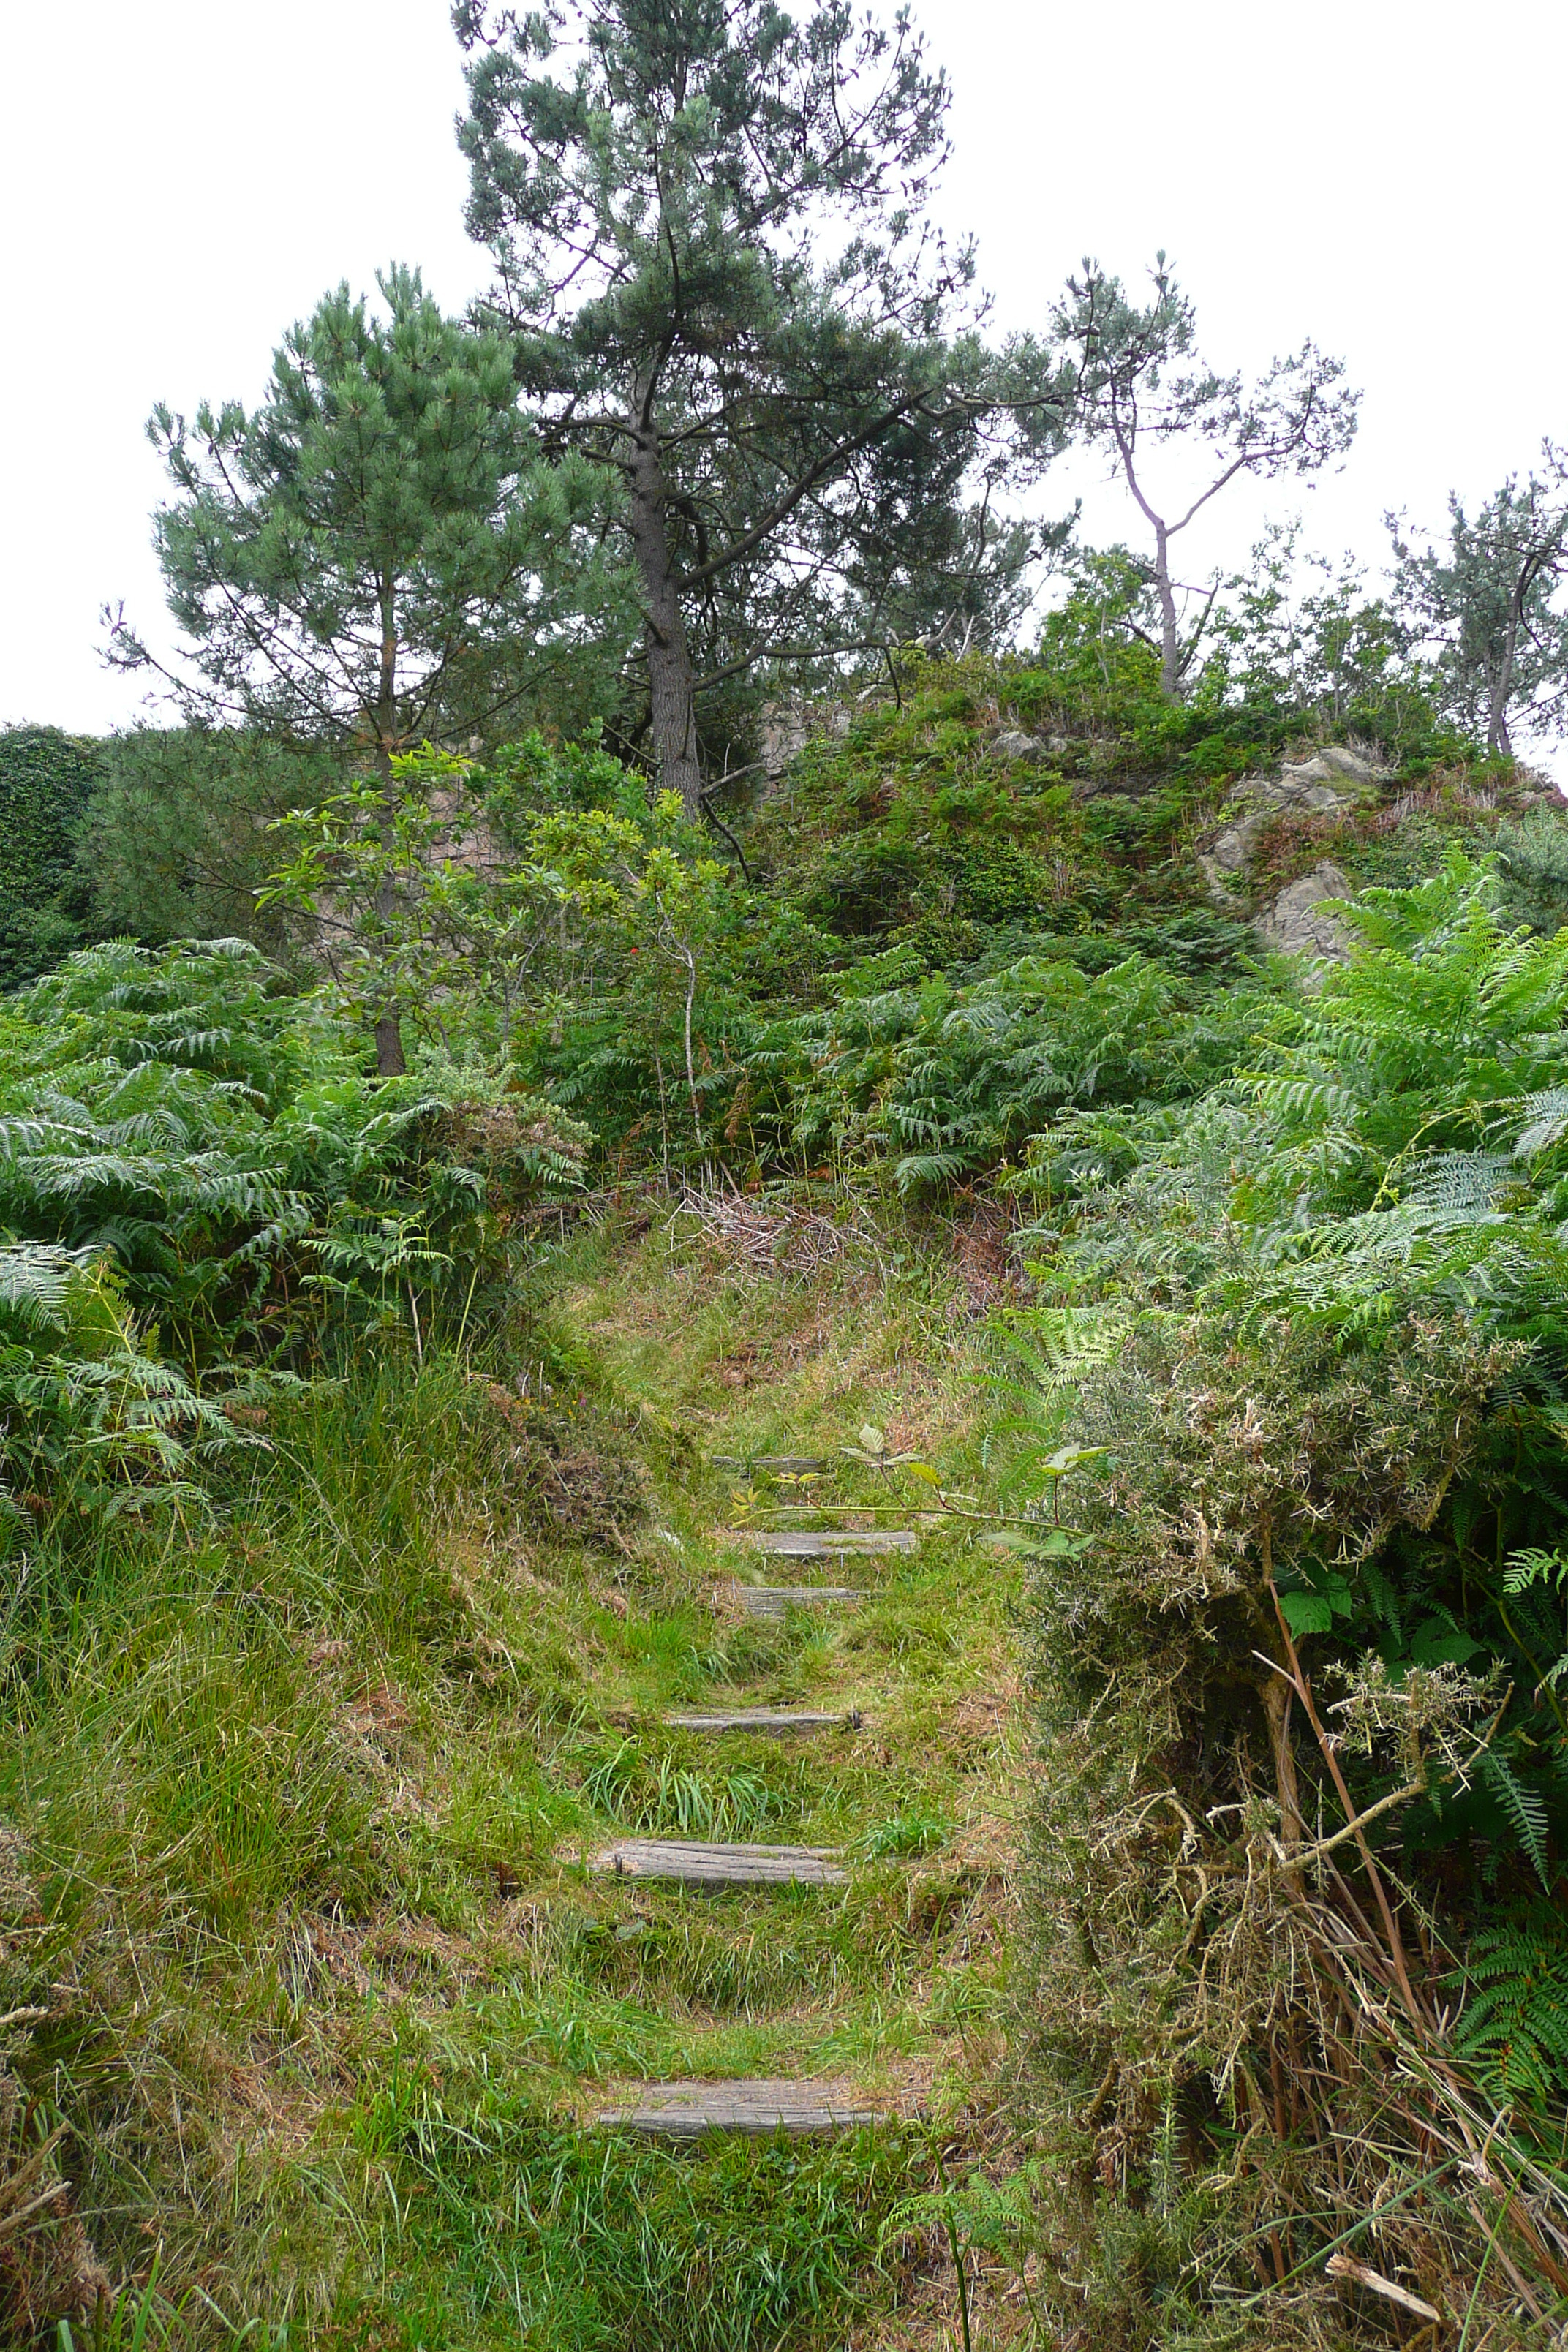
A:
0,725,102,988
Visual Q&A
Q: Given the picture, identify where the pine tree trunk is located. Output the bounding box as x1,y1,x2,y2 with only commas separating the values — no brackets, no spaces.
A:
1154,521,1183,700
374,1011,407,1077
627,400,704,820
372,621,408,1077
1491,603,1520,759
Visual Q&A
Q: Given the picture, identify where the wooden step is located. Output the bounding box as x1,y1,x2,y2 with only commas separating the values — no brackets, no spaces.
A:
663,1708,864,1736
736,1584,865,1619
598,2078,875,2138
711,1455,826,1474
589,1837,846,1887
741,1529,917,1556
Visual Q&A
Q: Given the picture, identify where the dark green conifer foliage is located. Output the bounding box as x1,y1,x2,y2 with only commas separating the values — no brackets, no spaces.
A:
109,264,624,1068
80,728,342,955
1390,459,1568,755
0,726,101,989
453,0,1054,816
112,266,616,771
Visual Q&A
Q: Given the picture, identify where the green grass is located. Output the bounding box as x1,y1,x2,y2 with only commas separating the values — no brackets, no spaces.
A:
317,2096,929,2351
0,1216,1021,2345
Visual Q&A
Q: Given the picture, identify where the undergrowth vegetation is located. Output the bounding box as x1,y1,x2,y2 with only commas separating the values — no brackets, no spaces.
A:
18,0,1568,2333
8,616,1568,2345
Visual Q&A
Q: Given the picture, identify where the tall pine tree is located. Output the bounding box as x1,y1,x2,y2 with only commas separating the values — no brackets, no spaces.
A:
454,0,1055,816
110,264,622,1068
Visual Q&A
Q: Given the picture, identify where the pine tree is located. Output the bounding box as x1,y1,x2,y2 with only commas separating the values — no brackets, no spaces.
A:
453,0,1055,817
109,265,623,1068
1047,256,1358,698
1390,458,1568,757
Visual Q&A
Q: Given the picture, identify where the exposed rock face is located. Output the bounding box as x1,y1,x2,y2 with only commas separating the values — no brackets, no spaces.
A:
992,728,1071,764
1255,861,1353,966
1278,745,1390,790
758,697,848,788
1197,744,1387,902
1192,746,1390,961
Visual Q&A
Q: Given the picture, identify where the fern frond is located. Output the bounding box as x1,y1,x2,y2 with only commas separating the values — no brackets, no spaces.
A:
1481,1752,1553,1888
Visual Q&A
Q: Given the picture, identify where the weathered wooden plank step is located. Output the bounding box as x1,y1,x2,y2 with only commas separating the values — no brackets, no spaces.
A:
711,1455,826,1474
590,1837,846,1887
740,1529,917,1556
663,1708,864,1736
735,1584,865,1618
598,2078,875,2138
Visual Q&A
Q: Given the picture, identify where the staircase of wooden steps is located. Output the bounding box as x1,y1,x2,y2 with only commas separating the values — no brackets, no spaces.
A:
598,2080,879,2138
663,1707,863,1735
728,1523,919,1618
591,1836,846,1888
589,1488,920,2136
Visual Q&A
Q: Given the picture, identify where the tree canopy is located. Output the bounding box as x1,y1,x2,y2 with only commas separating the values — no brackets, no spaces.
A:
110,265,623,769
454,0,1055,814
1390,457,1568,757
1047,256,1360,697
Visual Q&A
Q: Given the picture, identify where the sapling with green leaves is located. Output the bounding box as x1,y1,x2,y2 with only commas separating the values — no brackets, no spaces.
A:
260,744,557,1058
1047,255,1359,696
530,792,736,1153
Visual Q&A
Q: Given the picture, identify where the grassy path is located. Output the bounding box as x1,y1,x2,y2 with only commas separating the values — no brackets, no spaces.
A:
14,1218,1030,2349
538,1224,1022,2165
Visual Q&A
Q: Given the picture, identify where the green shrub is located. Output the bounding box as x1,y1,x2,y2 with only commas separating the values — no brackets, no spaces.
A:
0,726,102,987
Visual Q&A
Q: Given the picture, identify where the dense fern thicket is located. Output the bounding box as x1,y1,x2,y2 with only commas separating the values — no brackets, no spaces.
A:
0,938,584,1535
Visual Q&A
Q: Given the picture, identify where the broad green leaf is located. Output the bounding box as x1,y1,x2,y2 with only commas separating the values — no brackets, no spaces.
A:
1279,1591,1334,1635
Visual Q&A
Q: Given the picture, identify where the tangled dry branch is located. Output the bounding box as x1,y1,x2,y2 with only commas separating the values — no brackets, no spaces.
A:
672,1186,886,1282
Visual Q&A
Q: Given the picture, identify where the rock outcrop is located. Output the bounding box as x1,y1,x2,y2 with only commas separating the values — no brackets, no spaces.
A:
1255,861,1354,965
1197,745,1386,901
759,697,848,789
992,728,1071,764
1194,745,1388,968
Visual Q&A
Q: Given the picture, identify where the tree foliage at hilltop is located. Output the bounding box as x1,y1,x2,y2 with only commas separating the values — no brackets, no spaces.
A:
108,265,629,1071
110,266,620,767
454,0,1059,814
1391,453,1568,755
1046,254,1360,696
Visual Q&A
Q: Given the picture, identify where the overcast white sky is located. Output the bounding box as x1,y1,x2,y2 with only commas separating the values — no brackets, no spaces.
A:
2,0,1561,739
